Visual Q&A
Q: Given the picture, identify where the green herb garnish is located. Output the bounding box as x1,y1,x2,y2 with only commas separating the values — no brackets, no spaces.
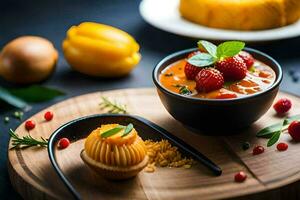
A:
122,123,134,137
100,123,134,138
9,129,48,149
164,72,174,77
257,116,300,147
179,86,192,95
188,40,245,68
101,125,125,138
100,96,127,114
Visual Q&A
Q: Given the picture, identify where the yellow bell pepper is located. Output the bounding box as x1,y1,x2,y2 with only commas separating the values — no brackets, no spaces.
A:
62,22,141,77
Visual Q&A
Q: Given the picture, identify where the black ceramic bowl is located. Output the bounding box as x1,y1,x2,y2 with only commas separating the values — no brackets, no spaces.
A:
153,48,282,132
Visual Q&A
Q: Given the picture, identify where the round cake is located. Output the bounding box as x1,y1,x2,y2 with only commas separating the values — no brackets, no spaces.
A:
179,0,300,30
81,124,148,180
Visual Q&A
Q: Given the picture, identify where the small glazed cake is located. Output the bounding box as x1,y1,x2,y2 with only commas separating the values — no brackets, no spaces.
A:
81,124,148,180
179,0,300,30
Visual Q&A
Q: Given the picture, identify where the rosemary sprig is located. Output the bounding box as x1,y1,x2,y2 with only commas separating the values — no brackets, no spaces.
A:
99,96,127,114
9,129,48,149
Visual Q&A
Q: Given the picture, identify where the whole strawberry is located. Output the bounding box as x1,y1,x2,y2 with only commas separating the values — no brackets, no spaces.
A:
185,51,201,80
238,51,254,69
216,56,247,81
195,68,224,93
273,98,292,114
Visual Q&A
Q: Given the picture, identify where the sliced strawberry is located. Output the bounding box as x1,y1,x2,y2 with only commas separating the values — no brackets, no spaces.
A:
195,68,224,93
238,51,254,69
184,51,202,80
215,56,247,81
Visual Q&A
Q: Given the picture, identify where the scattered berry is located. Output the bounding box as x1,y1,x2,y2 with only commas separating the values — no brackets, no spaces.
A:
216,56,247,81
288,121,300,142
44,111,54,121
185,51,202,80
234,171,247,182
238,51,254,69
25,120,35,131
242,142,250,150
58,138,70,149
252,145,264,155
195,68,224,93
273,98,292,114
276,142,288,151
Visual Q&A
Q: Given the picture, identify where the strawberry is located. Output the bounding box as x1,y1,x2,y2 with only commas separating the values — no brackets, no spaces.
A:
195,68,224,93
215,56,247,81
184,51,202,80
273,98,292,114
238,51,254,69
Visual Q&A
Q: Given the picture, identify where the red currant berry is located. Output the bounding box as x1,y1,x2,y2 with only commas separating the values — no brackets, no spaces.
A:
58,138,70,149
25,120,35,130
252,145,264,155
44,111,54,121
288,121,300,142
273,98,292,114
234,171,247,182
276,142,288,151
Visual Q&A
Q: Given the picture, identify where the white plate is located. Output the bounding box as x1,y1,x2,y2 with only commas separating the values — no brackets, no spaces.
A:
139,0,300,42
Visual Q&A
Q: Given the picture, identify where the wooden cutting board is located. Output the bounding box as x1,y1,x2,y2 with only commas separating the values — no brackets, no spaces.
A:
7,88,300,200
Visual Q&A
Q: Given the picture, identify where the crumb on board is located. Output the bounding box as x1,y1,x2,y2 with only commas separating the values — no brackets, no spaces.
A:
144,139,194,173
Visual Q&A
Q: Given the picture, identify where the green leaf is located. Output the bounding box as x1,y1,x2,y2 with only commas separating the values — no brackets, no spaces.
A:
0,86,29,109
216,41,245,59
101,125,124,138
267,130,281,147
256,114,300,138
197,40,217,58
179,86,192,95
187,53,216,67
122,123,134,137
8,85,65,102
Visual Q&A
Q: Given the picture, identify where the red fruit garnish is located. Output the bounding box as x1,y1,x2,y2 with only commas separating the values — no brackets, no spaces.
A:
273,98,292,114
215,56,247,81
58,138,70,149
238,51,254,69
184,63,202,80
216,93,238,99
25,120,35,130
195,68,224,93
185,51,201,80
234,171,247,182
288,121,300,142
44,111,54,121
276,142,288,151
252,145,264,155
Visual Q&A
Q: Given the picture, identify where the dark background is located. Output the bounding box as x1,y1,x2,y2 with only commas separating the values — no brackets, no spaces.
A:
0,0,300,198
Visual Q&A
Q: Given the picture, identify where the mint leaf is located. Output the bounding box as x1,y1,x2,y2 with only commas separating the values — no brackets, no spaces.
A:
122,123,134,137
9,85,65,102
197,40,217,58
256,114,300,138
0,86,29,109
101,125,124,138
188,53,216,67
267,130,281,147
216,41,245,59
179,86,192,95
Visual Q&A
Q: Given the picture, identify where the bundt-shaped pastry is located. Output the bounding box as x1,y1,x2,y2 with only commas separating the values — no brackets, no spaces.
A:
81,124,148,180
179,0,300,30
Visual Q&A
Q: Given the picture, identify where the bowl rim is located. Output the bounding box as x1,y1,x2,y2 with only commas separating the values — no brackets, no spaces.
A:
152,47,283,102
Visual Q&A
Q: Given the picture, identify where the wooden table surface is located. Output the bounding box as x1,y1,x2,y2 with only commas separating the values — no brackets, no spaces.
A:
1,0,300,199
